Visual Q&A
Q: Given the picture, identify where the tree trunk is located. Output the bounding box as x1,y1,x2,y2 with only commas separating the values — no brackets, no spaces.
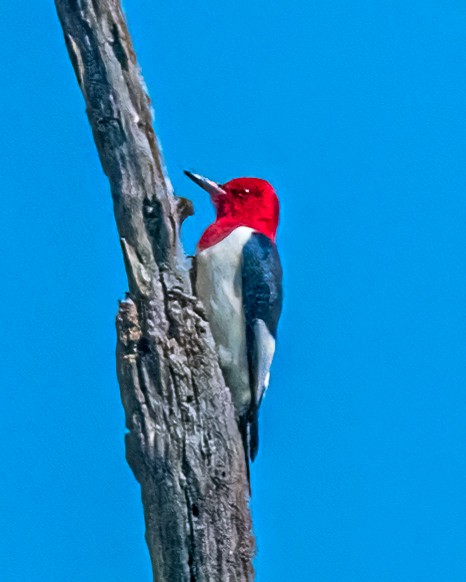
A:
54,1,255,580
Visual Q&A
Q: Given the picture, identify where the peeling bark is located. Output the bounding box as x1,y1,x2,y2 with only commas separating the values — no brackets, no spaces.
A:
54,1,254,580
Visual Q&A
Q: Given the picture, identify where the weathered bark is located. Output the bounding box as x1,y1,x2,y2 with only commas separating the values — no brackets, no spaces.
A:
54,1,254,580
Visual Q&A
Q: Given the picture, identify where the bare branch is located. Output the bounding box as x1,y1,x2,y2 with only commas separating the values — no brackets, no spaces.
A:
54,1,254,580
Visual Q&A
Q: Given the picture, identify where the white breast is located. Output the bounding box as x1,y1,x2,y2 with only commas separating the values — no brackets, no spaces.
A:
196,226,255,415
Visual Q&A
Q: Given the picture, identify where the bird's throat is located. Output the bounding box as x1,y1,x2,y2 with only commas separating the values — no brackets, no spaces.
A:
198,217,277,250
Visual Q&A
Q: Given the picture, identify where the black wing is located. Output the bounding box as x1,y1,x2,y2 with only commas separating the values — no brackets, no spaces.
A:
242,232,283,461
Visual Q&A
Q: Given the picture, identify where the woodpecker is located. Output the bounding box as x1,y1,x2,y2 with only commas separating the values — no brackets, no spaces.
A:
185,171,283,463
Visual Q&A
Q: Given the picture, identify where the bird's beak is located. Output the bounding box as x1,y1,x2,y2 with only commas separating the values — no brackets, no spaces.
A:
184,170,226,201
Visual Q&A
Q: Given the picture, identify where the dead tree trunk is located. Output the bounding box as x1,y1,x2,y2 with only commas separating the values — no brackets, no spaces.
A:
54,1,254,580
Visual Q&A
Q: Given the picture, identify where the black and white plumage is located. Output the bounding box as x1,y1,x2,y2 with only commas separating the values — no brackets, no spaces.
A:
241,232,282,460
185,171,282,466
195,226,282,461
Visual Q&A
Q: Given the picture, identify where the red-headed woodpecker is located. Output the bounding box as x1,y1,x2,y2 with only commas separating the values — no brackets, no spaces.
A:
185,171,283,463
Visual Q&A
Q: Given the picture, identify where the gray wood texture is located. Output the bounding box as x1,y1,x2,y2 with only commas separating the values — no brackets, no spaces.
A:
54,1,255,580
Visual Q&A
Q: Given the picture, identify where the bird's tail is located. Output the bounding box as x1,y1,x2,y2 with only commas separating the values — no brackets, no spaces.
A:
239,415,260,494
248,415,259,463
239,418,252,494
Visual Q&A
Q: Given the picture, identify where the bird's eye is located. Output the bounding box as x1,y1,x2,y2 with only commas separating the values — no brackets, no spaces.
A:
244,189,250,194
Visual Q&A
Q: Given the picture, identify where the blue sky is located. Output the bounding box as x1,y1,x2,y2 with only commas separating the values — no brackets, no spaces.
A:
2,1,466,580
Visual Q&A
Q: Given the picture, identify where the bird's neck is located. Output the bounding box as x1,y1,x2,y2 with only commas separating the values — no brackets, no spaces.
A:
198,216,277,251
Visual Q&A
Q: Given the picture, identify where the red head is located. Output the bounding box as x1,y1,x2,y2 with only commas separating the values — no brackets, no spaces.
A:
185,172,280,250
